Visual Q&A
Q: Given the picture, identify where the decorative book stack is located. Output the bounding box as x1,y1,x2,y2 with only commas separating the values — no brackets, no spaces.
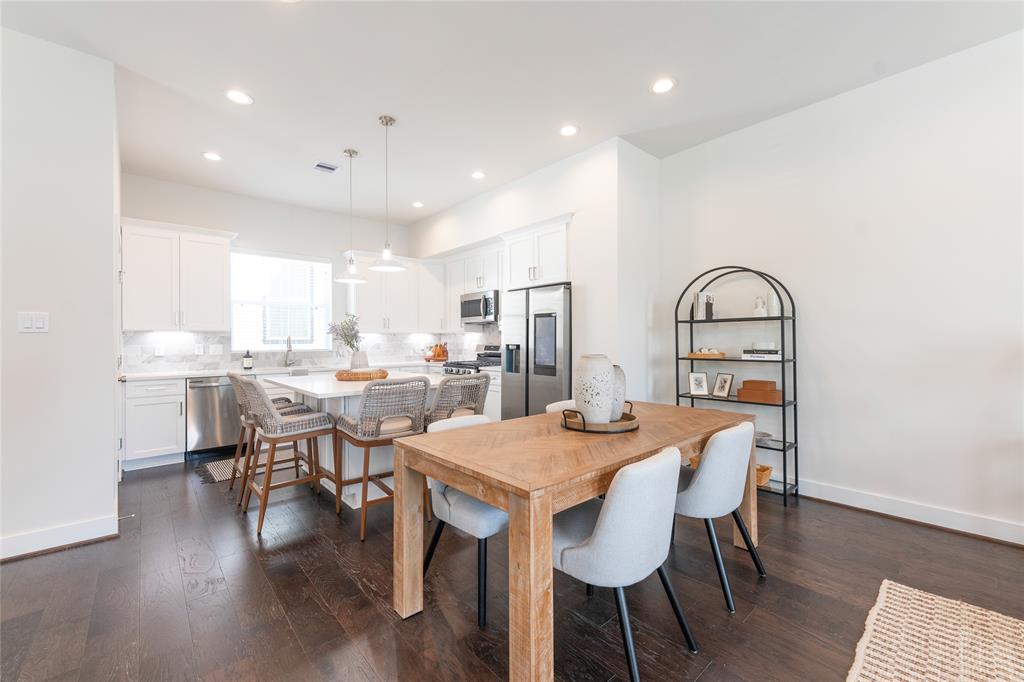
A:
741,348,782,361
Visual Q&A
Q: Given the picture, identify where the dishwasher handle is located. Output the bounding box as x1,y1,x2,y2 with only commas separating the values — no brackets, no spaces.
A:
188,377,232,388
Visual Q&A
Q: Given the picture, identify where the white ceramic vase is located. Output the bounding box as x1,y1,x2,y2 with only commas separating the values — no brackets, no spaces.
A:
350,350,369,370
610,365,626,422
573,354,615,424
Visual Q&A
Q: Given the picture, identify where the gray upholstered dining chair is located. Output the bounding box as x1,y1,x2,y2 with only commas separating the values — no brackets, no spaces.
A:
236,376,336,535
334,376,430,541
545,399,576,413
552,447,699,681
226,371,312,505
425,373,490,424
421,414,507,627
675,421,766,613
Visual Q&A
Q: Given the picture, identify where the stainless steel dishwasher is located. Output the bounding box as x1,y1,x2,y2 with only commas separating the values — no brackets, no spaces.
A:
186,377,240,452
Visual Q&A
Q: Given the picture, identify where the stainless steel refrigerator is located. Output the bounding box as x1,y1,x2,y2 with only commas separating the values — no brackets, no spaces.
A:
502,283,572,419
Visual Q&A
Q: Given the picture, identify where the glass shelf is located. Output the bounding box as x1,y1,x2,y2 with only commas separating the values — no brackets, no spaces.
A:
678,316,793,324
678,393,795,408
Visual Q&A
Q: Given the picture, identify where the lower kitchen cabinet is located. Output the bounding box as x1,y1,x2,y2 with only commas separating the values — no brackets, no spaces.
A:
125,383,186,461
483,373,502,422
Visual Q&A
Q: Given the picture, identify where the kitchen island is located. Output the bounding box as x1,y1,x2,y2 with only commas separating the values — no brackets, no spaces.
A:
265,371,444,509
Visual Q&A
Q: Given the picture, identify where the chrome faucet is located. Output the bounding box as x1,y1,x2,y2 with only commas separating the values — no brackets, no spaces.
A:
284,335,296,367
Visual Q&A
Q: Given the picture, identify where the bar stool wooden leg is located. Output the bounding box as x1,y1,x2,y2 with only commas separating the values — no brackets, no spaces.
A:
228,425,246,491
257,443,278,535
360,446,371,541
237,427,255,505
243,437,261,512
311,438,322,495
293,441,301,478
333,432,342,515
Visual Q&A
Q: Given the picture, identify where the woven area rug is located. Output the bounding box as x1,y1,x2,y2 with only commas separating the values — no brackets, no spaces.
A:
195,455,300,484
848,579,1024,681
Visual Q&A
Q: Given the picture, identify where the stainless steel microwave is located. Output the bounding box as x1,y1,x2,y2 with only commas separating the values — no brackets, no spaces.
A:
461,290,499,324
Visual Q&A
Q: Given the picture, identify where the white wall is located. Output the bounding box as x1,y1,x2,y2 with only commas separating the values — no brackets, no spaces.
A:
121,173,407,322
410,139,638,371
1,30,120,558
654,33,1023,543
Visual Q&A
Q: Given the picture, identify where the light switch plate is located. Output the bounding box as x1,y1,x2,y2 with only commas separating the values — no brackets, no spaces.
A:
17,312,48,333
194,344,205,355
154,346,165,357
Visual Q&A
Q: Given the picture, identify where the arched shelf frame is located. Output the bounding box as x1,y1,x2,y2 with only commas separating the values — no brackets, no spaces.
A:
673,266,798,504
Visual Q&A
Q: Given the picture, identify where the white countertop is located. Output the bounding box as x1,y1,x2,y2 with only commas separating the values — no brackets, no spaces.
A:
120,360,443,382
264,370,445,399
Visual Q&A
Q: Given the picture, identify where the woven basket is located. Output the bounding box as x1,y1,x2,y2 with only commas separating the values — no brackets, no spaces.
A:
335,368,389,382
687,454,773,487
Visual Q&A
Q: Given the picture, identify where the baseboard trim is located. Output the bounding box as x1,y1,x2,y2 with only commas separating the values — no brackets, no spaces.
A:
799,479,1023,546
0,514,119,561
122,452,184,471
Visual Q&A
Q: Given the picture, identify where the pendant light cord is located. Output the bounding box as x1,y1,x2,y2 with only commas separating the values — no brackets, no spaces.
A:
384,121,390,249
348,152,354,252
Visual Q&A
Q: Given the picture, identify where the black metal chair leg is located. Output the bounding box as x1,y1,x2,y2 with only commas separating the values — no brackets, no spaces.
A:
423,520,446,576
613,587,641,682
477,538,487,627
586,583,594,597
731,510,766,577
656,565,699,654
704,518,736,613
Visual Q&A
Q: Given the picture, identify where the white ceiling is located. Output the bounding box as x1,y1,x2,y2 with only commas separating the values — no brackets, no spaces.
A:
3,2,1020,225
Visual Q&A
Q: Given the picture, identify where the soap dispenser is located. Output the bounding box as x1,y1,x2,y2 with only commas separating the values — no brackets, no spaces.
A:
242,350,254,370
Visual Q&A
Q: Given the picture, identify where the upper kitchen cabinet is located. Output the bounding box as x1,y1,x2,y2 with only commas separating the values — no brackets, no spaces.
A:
179,234,230,331
465,248,502,292
121,219,234,332
418,262,446,333
504,221,568,289
344,255,419,332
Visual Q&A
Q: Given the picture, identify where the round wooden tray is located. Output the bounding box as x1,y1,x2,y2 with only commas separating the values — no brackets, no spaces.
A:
561,403,639,433
335,368,389,382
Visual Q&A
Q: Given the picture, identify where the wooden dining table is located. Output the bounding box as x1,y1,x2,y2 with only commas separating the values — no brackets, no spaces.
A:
392,401,757,682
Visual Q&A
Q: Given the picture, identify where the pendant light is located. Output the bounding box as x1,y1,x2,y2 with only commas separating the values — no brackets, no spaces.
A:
334,148,367,284
369,115,405,272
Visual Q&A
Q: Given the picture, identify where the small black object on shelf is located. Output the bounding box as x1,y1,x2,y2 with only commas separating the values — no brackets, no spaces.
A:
673,266,799,505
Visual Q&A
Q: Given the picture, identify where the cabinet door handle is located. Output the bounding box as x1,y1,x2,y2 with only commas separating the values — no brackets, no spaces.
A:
180,401,183,416
180,311,185,328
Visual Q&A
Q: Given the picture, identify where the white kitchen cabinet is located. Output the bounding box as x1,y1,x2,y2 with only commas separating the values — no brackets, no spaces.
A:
121,220,233,332
465,248,501,292
483,374,502,422
122,224,179,331
504,223,568,289
418,262,446,332
444,260,465,333
386,267,419,332
345,257,419,332
179,233,230,331
125,380,186,461
505,234,535,290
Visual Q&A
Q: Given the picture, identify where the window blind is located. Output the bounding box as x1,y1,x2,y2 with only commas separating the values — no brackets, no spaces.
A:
230,252,332,351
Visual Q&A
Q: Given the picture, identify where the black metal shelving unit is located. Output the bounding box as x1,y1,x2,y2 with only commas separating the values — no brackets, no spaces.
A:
674,266,799,505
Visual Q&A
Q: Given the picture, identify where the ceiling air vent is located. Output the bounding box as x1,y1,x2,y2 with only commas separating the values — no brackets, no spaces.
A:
314,161,338,174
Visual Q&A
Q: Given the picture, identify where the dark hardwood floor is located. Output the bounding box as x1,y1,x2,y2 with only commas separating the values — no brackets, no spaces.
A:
3,460,1021,681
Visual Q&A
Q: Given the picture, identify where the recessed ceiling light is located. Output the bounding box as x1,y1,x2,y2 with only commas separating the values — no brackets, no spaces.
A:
412,201,424,208
651,77,676,94
224,89,254,105
279,0,303,4
202,151,222,161
560,124,579,137
471,170,486,180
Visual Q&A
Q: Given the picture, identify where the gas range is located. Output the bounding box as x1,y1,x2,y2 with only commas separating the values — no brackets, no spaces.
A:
442,346,501,375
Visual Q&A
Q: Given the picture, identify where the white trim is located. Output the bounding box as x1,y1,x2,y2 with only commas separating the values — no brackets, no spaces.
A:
231,246,333,264
799,478,1023,545
122,216,237,241
1,514,118,560
122,452,184,471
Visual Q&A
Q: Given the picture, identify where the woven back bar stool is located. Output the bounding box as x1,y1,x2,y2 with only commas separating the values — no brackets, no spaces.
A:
333,376,430,541
226,372,311,505
236,376,336,534
425,373,490,425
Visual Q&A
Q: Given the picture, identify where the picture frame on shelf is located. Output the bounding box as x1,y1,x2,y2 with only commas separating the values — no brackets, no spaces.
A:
712,372,734,398
688,372,709,395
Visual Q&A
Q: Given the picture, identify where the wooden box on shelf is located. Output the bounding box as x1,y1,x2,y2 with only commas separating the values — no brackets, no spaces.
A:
687,351,727,359
736,379,782,405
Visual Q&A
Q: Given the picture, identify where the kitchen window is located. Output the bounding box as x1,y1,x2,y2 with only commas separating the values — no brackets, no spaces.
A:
230,252,332,351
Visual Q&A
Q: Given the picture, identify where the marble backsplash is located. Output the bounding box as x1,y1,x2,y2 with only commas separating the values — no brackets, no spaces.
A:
122,327,501,374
